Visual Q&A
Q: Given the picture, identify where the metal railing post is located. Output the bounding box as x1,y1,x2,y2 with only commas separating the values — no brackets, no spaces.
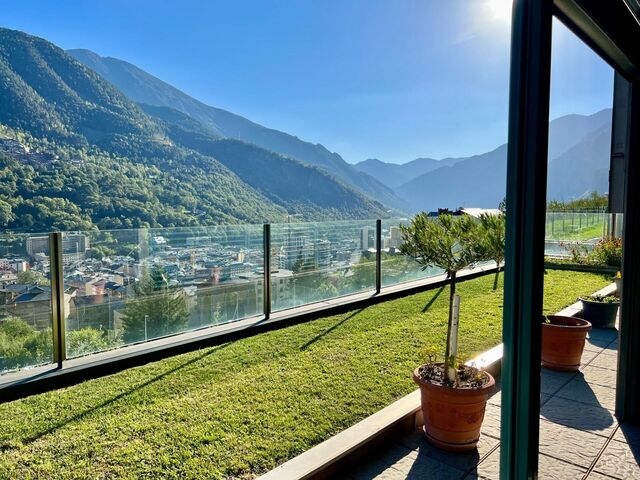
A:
263,224,271,319
375,220,382,294
49,232,66,367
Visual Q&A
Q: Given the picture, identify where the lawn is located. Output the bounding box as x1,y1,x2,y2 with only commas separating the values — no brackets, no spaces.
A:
0,271,610,480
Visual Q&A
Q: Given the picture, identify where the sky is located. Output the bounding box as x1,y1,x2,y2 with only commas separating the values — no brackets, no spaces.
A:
2,0,614,164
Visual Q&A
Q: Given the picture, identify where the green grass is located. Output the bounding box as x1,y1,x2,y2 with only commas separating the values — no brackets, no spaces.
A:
545,218,605,241
0,271,610,479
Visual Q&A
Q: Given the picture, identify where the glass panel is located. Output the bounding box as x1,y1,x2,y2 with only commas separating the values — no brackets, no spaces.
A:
269,220,376,312
544,210,607,257
63,224,263,358
0,232,54,374
380,218,444,287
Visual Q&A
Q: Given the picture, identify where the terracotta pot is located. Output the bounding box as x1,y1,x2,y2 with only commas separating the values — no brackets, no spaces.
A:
541,315,591,372
580,298,619,329
413,365,495,452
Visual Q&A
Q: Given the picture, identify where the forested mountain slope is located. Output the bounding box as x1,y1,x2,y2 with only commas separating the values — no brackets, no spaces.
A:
0,28,385,231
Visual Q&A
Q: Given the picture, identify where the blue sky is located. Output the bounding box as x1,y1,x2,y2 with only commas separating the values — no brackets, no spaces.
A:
3,0,613,163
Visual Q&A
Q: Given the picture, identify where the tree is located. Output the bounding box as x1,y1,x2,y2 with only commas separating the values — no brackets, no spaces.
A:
16,270,49,285
121,266,189,344
478,213,506,290
0,199,14,227
400,214,481,384
0,317,52,371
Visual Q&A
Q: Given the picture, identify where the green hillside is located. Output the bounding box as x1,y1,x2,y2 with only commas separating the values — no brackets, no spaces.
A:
142,104,387,220
68,48,409,213
0,28,385,231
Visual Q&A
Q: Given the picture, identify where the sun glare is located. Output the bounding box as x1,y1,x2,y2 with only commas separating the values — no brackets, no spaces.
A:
488,0,512,21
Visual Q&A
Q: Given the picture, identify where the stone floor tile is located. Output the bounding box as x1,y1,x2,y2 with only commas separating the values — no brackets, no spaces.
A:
391,453,467,479
349,444,417,480
540,396,617,437
584,341,605,353
538,453,588,479
480,403,501,440
465,449,588,480
467,446,500,479
555,378,617,410
585,336,615,349
601,343,619,355
588,329,619,342
488,388,548,407
400,429,498,473
538,419,608,468
350,465,408,480
541,369,576,395
487,387,501,406
581,365,618,388
614,423,640,445
351,442,467,480
584,473,619,480
588,353,619,371
593,440,640,479
581,349,603,367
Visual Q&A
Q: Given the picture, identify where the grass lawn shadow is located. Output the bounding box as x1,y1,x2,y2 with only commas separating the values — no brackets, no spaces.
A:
11,343,231,449
300,308,365,351
422,286,445,313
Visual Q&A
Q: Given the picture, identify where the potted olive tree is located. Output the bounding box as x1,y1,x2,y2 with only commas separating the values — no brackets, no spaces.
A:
400,213,495,452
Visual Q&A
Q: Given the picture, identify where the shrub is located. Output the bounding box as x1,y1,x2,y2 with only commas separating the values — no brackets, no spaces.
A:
588,237,623,267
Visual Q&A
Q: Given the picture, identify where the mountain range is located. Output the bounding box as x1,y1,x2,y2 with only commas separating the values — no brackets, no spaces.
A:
355,109,612,212
67,49,408,213
0,27,387,231
0,26,613,232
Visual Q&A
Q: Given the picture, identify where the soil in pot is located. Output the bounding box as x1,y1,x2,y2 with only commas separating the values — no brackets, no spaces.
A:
413,364,495,452
542,315,591,372
580,298,619,329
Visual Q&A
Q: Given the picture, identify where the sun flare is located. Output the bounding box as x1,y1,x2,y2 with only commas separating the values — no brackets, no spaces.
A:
488,0,513,21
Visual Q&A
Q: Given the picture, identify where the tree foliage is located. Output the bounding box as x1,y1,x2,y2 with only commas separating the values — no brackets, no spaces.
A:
399,213,483,384
547,192,608,211
478,213,506,290
399,213,480,275
121,266,189,344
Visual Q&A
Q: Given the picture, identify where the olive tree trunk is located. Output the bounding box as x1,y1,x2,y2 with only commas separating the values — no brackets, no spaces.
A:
444,270,457,383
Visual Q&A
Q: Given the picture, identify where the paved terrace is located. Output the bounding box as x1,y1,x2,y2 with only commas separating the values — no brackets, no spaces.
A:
344,328,640,479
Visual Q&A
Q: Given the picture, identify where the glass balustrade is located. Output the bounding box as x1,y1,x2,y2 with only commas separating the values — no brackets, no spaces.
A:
0,232,54,374
62,224,264,358
269,220,377,312
1,213,624,374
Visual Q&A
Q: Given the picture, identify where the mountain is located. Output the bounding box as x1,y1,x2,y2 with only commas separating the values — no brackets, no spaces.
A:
546,109,612,159
67,49,408,213
395,109,613,212
547,123,612,200
141,104,387,220
396,146,508,212
354,157,462,189
0,28,385,231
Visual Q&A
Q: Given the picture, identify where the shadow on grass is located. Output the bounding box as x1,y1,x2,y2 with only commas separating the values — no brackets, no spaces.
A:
8,343,231,449
300,308,365,351
422,286,445,313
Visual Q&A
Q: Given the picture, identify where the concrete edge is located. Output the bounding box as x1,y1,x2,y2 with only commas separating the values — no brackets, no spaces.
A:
258,281,617,480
